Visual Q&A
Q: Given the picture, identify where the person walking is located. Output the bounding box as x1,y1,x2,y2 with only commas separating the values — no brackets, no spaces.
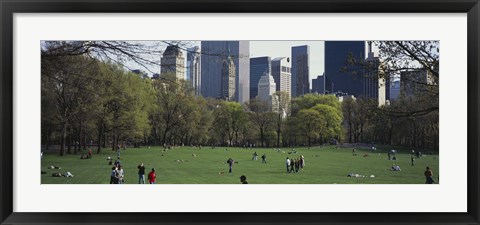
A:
148,168,156,184
424,166,435,184
411,155,415,166
252,152,258,161
261,154,267,164
286,157,291,173
137,163,146,184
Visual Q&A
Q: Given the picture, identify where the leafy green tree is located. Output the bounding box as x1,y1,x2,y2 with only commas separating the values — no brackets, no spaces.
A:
245,98,275,147
296,109,323,147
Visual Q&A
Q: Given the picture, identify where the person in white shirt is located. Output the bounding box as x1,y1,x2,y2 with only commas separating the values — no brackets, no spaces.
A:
286,157,291,173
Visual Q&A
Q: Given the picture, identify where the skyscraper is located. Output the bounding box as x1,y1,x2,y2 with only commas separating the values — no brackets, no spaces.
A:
250,57,271,99
257,72,278,112
200,41,250,103
160,45,185,80
291,45,310,97
400,69,432,97
221,51,236,101
312,74,325,94
324,41,365,96
271,57,292,98
257,72,276,101
364,42,386,106
186,46,201,95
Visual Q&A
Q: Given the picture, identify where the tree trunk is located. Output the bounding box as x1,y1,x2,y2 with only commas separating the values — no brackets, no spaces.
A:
60,122,66,156
97,121,103,154
67,126,72,154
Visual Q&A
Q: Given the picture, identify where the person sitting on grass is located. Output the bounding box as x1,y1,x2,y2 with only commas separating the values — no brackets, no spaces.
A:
390,164,401,171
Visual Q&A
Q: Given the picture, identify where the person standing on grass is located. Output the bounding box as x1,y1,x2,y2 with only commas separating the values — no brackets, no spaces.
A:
116,165,125,184
110,166,118,184
137,163,146,184
424,166,435,184
116,144,121,159
295,158,300,173
290,158,296,173
286,157,291,173
148,168,156,184
227,158,234,174
261,154,267,164
411,155,415,166
252,152,258,161
300,155,305,170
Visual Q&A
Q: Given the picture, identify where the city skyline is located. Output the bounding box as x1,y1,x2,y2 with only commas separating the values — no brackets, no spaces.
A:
126,41,380,90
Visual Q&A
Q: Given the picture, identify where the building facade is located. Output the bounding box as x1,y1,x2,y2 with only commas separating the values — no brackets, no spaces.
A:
324,41,365,96
312,74,325,94
258,72,278,112
160,45,185,80
221,52,236,101
400,69,433,97
200,41,250,103
291,45,310,97
250,57,271,99
363,42,386,106
186,46,201,95
271,57,292,98
390,80,401,100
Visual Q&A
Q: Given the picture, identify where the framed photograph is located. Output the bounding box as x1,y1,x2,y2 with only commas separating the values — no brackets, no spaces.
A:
1,0,479,224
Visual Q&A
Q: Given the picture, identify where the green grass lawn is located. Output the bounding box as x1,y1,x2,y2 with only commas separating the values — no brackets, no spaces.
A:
41,145,439,184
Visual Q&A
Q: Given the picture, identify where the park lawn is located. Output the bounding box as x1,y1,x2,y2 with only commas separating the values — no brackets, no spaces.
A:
41,145,439,184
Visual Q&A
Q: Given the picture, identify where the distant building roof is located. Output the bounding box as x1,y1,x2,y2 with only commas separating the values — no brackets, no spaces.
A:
163,45,182,57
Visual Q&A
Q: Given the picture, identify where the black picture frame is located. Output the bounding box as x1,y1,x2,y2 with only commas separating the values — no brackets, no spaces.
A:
1,0,479,224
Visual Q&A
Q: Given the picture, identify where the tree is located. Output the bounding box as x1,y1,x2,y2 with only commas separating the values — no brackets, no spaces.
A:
312,104,343,143
296,109,323,147
273,91,290,147
245,98,275,148
41,52,101,156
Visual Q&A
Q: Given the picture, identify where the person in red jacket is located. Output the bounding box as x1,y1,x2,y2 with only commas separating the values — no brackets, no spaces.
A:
148,168,156,184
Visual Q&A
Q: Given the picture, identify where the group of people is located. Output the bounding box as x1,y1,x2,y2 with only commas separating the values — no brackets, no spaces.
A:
285,156,305,173
80,148,93,159
251,152,267,163
137,163,157,184
110,161,157,184
110,160,125,184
